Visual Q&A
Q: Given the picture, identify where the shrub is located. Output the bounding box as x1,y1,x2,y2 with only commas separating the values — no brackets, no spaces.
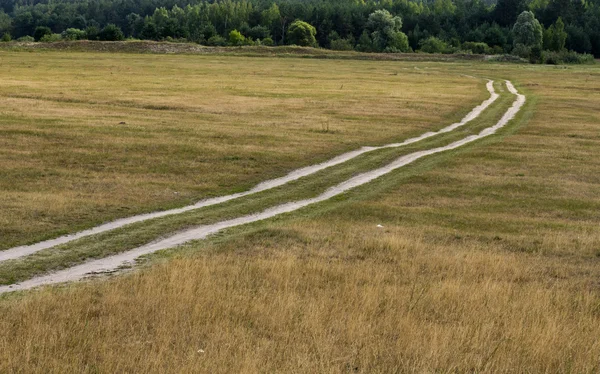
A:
33,26,52,42
85,26,100,40
206,35,226,46
1,32,10,42
62,28,86,41
462,41,491,54
228,29,245,46
16,35,34,42
542,50,595,65
330,38,354,51
98,24,124,41
511,43,531,58
419,37,451,54
560,51,595,64
491,45,504,55
385,31,410,53
529,45,543,63
40,33,62,42
261,37,274,46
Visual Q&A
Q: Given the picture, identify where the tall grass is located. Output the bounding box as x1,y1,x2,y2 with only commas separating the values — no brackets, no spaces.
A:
1,226,599,372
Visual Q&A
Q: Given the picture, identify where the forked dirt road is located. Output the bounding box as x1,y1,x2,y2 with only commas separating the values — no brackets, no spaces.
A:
0,81,525,294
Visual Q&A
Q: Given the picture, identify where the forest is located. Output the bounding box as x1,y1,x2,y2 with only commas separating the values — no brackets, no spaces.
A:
0,0,598,61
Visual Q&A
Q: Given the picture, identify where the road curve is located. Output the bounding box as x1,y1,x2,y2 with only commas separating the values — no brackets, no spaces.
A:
0,81,524,294
0,80,499,263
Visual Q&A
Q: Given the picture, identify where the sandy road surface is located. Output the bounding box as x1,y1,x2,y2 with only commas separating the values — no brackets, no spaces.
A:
0,81,524,294
0,81,498,263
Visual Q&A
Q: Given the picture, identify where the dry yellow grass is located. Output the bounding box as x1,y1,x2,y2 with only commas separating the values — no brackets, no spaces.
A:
0,51,599,372
1,226,599,372
0,51,481,249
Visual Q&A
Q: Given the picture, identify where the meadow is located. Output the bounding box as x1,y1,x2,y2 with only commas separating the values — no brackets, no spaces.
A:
0,49,599,372
0,50,482,250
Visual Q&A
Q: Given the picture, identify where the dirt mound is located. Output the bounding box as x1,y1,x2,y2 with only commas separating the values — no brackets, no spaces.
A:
6,40,488,61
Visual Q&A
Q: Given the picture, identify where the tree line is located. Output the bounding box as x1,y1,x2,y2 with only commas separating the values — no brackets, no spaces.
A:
0,0,598,60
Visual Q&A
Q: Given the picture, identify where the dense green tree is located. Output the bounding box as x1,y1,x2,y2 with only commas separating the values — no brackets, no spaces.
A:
484,23,508,48
0,0,597,58
33,26,51,41
493,0,528,27
98,24,124,41
543,17,567,51
512,11,543,49
565,24,592,54
286,19,316,47
126,13,144,38
85,26,100,41
261,3,282,43
365,10,409,52
0,10,11,35
141,21,158,40
71,16,87,31
356,30,375,52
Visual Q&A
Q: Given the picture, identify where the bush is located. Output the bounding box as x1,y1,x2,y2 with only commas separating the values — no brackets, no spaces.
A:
16,35,34,42
385,31,410,53
40,33,62,42
228,29,245,46
33,26,52,42
98,24,124,41
542,50,595,65
1,32,10,42
419,37,451,54
511,43,531,58
330,38,354,51
529,45,543,64
206,35,226,46
62,28,86,41
491,45,504,55
261,37,274,46
85,26,100,40
560,51,595,64
462,41,491,54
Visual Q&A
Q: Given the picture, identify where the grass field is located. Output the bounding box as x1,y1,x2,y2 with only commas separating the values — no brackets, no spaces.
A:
0,50,482,250
1,49,599,372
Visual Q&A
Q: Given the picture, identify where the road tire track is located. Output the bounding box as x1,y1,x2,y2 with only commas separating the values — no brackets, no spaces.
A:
0,80,499,263
0,81,525,294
